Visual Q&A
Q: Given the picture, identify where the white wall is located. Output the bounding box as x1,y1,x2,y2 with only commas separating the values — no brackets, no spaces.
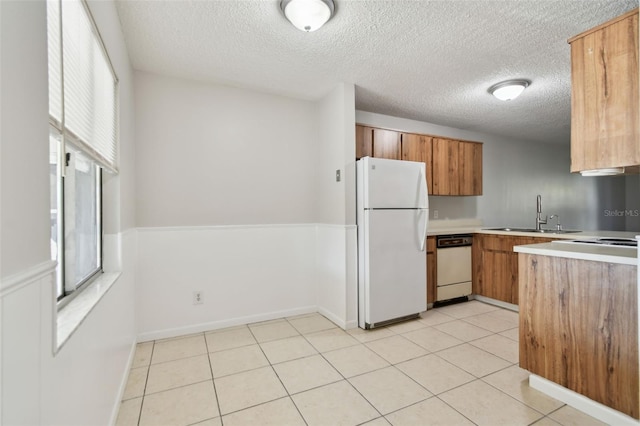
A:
315,84,358,328
0,1,137,424
135,73,323,337
0,0,51,279
625,175,640,230
134,72,318,227
134,74,360,337
356,110,636,232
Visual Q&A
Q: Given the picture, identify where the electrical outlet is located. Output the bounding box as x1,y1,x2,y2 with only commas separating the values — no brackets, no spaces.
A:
433,210,439,219
193,291,203,305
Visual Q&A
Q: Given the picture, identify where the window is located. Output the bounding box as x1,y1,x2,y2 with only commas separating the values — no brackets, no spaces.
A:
47,0,118,304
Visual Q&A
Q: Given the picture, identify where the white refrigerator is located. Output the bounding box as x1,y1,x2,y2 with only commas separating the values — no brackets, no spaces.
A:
357,156,429,329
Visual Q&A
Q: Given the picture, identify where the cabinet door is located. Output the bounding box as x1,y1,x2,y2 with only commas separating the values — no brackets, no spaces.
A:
426,236,436,304
459,142,483,195
432,138,459,195
570,10,639,172
482,249,516,303
372,128,401,160
402,133,433,194
356,125,373,159
475,234,554,305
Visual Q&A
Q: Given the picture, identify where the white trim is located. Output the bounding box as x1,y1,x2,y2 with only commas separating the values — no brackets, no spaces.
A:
120,227,136,237
137,305,318,342
318,306,347,330
136,223,317,233
344,319,358,330
108,338,137,426
0,260,57,298
55,271,121,353
529,374,639,425
473,295,519,312
135,223,356,233
316,223,357,230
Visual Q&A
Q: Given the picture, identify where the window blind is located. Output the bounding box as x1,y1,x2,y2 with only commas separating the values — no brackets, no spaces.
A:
47,0,62,126
47,0,118,173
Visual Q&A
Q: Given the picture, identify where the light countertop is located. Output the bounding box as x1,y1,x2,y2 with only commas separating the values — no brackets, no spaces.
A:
474,229,640,239
427,218,639,240
429,219,638,264
514,241,638,265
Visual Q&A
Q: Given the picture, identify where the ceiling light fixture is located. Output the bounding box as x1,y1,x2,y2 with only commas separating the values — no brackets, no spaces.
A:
488,79,531,101
281,0,335,32
580,167,625,177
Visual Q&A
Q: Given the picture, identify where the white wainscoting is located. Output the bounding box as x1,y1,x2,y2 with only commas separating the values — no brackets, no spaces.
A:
0,230,137,426
315,224,358,329
136,224,319,341
135,224,359,341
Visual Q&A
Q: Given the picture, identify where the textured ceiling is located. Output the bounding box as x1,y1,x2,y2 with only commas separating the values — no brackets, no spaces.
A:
115,0,637,145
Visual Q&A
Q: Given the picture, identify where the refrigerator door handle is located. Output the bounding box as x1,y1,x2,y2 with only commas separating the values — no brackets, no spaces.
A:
419,210,428,251
419,163,428,207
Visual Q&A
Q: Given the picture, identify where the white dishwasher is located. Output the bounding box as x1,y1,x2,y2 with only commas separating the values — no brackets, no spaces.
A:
436,235,473,302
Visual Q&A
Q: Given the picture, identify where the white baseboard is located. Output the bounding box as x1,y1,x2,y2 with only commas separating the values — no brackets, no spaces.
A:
473,295,519,312
109,338,137,426
137,305,317,342
344,319,358,330
317,306,347,330
529,374,639,425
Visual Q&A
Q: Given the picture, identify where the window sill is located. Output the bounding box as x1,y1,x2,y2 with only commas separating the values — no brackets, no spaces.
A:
55,271,121,353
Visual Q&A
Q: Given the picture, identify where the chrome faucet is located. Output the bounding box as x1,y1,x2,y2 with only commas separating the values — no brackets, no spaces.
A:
535,195,547,231
549,214,562,231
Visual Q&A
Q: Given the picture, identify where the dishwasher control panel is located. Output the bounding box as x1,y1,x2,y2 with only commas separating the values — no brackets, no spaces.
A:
436,234,473,248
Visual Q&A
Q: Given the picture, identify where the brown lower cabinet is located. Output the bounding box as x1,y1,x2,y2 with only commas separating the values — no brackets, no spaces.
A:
426,236,436,304
519,253,638,419
472,233,553,305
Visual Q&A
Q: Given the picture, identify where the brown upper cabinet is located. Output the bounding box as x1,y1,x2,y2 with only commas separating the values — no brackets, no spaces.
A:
569,8,639,173
356,125,401,160
356,124,483,196
432,138,483,195
355,125,373,159
401,133,433,194
458,141,483,195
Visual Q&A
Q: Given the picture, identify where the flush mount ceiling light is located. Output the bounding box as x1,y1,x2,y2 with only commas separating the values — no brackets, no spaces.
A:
281,0,335,32
580,167,625,176
488,79,531,101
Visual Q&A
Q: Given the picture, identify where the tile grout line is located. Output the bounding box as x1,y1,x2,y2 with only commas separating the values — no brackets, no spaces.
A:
249,318,310,426
293,320,402,422
480,375,552,421
137,340,155,426
286,319,384,421
196,315,347,421
425,309,549,425
133,304,585,426
203,331,225,426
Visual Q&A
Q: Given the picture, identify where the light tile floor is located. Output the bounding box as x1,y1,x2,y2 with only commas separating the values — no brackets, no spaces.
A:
116,300,607,426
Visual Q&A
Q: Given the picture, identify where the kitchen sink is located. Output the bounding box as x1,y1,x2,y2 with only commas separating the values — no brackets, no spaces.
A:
484,227,538,232
483,227,581,234
534,229,582,234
